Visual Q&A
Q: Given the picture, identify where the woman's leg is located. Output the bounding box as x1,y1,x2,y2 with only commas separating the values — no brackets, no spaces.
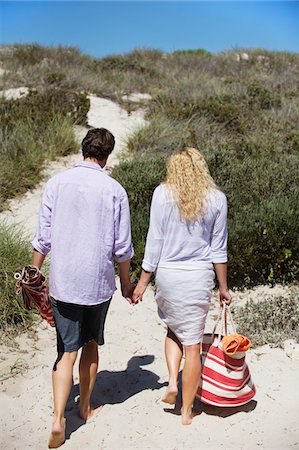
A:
181,343,201,425
49,351,78,448
162,328,183,404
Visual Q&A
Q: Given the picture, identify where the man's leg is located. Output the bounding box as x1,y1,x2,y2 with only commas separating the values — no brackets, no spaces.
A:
78,299,111,420
79,340,99,420
162,328,183,404
49,351,78,449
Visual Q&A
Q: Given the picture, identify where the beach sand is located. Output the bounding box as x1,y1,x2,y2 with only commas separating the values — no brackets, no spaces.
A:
0,93,298,450
1,282,299,450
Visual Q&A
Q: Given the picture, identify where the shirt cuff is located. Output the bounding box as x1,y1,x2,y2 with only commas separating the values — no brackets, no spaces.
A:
212,256,228,264
114,246,134,263
142,260,156,272
31,238,51,256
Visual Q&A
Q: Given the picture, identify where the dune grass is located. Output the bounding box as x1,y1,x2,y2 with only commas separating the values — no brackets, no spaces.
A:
0,224,35,329
233,292,299,347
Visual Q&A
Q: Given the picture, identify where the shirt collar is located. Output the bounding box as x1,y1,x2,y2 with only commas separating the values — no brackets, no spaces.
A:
74,161,104,172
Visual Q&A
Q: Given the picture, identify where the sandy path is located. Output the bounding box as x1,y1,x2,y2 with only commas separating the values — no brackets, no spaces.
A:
0,94,298,450
1,282,298,450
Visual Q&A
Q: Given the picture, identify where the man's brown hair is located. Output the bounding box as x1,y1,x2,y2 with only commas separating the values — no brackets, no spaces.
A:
82,128,115,161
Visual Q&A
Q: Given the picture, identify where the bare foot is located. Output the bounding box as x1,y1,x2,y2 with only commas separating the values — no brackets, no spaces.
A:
162,386,178,405
79,404,103,421
48,418,66,448
181,408,193,426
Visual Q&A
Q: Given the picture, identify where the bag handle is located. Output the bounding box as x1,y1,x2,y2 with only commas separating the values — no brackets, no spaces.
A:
211,304,237,340
211,306,226,340
225,304,237,335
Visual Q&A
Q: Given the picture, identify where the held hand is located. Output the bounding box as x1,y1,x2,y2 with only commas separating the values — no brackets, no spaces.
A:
132,282,147,305
121,281,135,304
219,288,232,306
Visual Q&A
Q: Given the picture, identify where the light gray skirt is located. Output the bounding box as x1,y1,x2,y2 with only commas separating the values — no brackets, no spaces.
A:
155,262,215,346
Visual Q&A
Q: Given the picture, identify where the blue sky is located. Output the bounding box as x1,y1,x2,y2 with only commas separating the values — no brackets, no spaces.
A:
1,2,298,57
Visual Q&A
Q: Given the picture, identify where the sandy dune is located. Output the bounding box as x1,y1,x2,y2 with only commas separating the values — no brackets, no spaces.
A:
0,94,298,450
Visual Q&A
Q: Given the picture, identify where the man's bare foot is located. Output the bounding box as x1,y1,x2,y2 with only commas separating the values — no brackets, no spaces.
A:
161,386,178,405
181,408,193,426
79,404,103,421
48,418,66,448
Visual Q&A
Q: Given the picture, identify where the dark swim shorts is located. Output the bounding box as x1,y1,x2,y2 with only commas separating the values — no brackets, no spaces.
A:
51,297,111,354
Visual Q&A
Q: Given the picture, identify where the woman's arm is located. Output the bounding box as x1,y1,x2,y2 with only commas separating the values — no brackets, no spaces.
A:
132,269,152,304
213,262,232,305
211,193,232,306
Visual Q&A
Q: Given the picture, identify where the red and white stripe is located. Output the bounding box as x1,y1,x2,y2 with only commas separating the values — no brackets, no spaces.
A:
197,335,256,407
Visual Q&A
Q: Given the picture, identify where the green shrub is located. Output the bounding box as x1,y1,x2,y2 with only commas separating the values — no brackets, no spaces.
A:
13,44,47,66
0,224,34,329
1,88,90,128
199,95,247,131
247,82,282,109
173,48,211,56
43,71,67,86
125,113,201,158
151,92,250,133
233,293,299,347
0,112,79,209
113,141,299,286
227,198,298,286
112,157,167,277
5,44,87,68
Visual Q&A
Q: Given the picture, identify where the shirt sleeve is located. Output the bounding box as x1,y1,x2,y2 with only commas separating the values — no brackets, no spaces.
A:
113,189,134,263
31,180,54,256
210,192,228,263
142,187,164,272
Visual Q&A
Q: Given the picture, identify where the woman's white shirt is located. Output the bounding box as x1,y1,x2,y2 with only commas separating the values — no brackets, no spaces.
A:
142,184,228,272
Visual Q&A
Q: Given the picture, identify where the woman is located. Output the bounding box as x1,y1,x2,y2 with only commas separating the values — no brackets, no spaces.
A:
132,148,232,425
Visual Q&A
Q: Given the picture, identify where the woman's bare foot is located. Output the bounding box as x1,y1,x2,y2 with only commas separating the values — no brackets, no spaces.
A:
162,385,178,405
181,408,193,426
79,404,103,421
48,418,66,448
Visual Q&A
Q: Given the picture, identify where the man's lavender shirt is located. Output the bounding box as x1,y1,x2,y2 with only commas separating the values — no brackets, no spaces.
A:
32,161,134,305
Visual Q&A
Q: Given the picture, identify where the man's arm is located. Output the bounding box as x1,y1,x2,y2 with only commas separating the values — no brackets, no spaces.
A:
118,259,135,304
32,249,46,270
31,180,53,268
113,189,135,302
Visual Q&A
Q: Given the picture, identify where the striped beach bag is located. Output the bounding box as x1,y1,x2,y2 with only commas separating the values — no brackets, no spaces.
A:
197,305,256,407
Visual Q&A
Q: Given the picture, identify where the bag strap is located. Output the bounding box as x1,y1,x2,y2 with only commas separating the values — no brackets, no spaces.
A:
211,305,227,340
212,304,237,340
225,304,237,334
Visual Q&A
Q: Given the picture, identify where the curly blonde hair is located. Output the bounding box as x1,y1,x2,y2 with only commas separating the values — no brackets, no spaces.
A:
165,147,217,222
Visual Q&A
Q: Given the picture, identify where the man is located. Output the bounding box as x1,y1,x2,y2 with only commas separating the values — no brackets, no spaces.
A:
32,128,135,448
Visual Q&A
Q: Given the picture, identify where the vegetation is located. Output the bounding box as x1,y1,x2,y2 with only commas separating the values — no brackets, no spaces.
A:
233,292,299,347
0,89,89,209
0,224,34,329
0,44,298,329
113,157,167,279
